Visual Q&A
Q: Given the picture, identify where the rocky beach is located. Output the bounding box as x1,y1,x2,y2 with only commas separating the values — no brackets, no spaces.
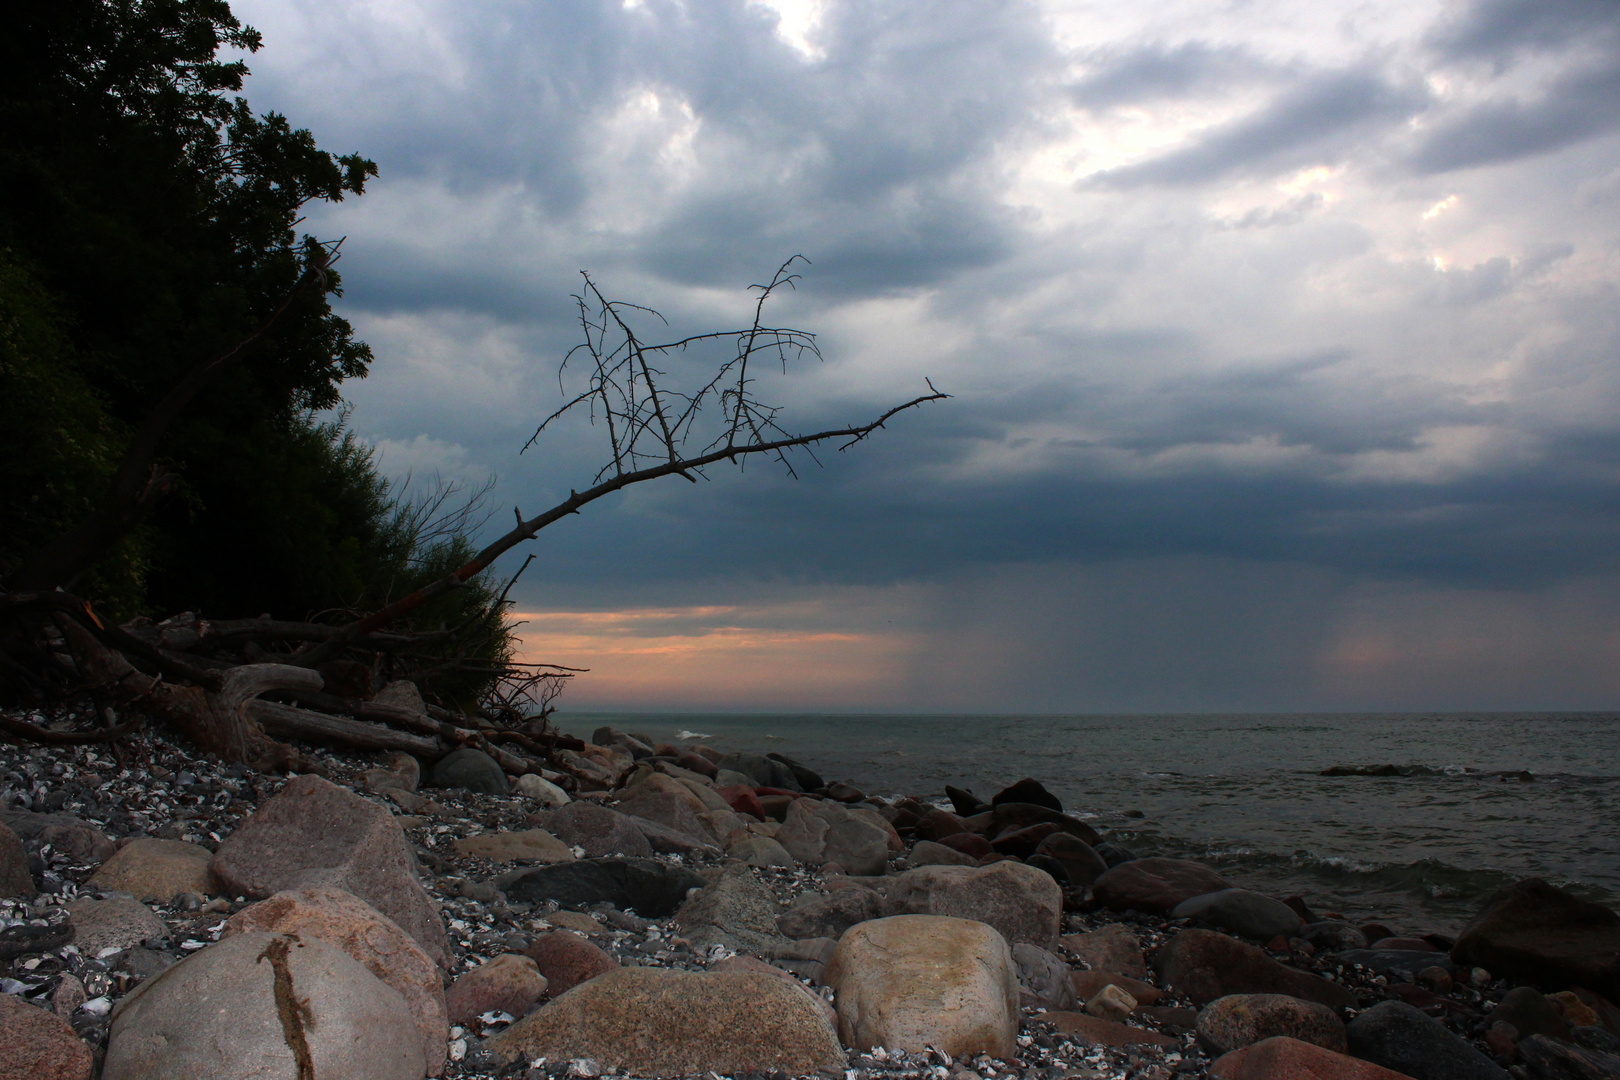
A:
2,701,1619,1080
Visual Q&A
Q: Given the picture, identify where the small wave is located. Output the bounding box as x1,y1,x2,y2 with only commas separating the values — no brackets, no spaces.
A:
1318,763,1535,781
676,730,713,740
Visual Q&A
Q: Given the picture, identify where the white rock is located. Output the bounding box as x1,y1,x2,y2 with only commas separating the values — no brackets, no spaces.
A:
515,774,571,808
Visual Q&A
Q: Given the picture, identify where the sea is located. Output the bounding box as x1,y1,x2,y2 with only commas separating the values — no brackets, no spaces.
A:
551,711,1620,934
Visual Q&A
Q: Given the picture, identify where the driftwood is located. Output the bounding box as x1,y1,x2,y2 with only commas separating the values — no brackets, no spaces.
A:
247,700,442,755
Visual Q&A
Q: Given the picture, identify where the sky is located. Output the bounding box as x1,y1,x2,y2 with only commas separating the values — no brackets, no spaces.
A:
230,0,1620,712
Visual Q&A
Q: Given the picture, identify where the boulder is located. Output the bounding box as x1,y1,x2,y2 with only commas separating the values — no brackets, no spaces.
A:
496,857,706,917
1517,1034,1620,1080
1210,1036,1423,1080
715,753,801,792
984,803,1102,847
826,914,1019,1058
909,840,980,867
1085,983,1137,1021
1570,988,1620,1037
103,931,424,1080
513,773,571,808
916,809,969,843
884,860,1062,949
362,750,421,795
776,798,891,876
992,778,1063,812
709,954,840,1027
776,886,883,940
1345,1001,1509,1080
541,802,653,858
1043,1012,1180,1048
1033,833,1109,888
1195,994,1348,1055
1061,925,1149,978
1156,930,1356,1010
430,747,509,795
1013,942,1077,1009
767,752,825,791
0,820,34,897
615,787,724,847
86,838,218,902
1093,857,1233,914
945,785,991,817
66,895,166,955
223,886,447,1076
0,994,94,1080
1300,921,1369,953
445,953,547,1025
990,822,1063,859
718,785,766,820
523,930,619,995
727,834,794,868
451,829,574,864
209,775,450,966
1487,986,1572,1043
675,864,792,954
1451,878,1620,998
485,966,844,1076
1172,889,1305,942
938,832,994,859
0,809,116,865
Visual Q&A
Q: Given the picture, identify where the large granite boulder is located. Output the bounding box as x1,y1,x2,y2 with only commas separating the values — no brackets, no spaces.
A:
776,798,891,876
884,860,1062,949
714,753,802,791
1210,1036,1423,1080
496,857,706,917
540,803,653,858
1195,993,1348,1055
86,839,218,902
209,775,450,966
103,931,424,1080
485,967,844,1076
1155,929,1356,1010
1345,1000,1508,1080
615,786,724,847
674,864,792,954
0,994,93,1080
1093,857,1233,914
1451,878,1620,998
1172,889,1305,942
223,886,447,1076
826,915,1019,1058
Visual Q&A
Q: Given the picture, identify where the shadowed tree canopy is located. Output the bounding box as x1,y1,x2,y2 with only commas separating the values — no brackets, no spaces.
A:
0,0,390,618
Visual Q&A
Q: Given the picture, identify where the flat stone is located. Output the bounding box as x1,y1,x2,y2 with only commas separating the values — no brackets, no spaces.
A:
67,895,166,955
430,747,509,795
0,820,33,897
486,966,844,1076
1156,929,1356,1010
826,915,1020,1059
1196,993,1348,1055
86,839,217,902
445,953,547,1026
776,886,883,940
1093,857,1233,914
884,860,1063,949
1044,1012,1181,1048
1172,889,1305,942
1210,1036,1424,1080
540,803,653,858
103,931,424,1080
1345,1000,1509,1080
452,829,574,863
210,775,450,966
0,994,94,1080
223,886,448,1076
1451,878,1620,999
675,863,792,954
1061,924,1149,979
523,930,619,995
496,857,706,917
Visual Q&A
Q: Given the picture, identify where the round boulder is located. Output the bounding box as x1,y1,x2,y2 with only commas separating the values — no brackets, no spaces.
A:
431,747,509,795
883,860,1062,949
103,931,425,1080
1196,993,1348,1055
86,838,217,903
1171,889,1304,942
1093,857,1233,915
826,914,1019,1058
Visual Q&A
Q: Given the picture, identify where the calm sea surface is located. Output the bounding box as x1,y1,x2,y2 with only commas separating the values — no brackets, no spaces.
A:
553,712,1620,933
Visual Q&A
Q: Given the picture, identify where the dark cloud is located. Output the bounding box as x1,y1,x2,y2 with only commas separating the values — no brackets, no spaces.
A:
1068,42,1278,109
1085,69,1427,188
1409,60,1620,172
1428,0,1619,65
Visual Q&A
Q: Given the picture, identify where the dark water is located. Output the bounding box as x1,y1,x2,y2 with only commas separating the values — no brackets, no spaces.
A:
554,712,1620,933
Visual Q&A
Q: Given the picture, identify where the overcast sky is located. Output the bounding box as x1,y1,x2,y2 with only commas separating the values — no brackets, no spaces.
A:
232,0,1620,712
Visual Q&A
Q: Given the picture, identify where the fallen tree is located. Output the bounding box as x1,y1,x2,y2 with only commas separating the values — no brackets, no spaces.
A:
0,260,946,782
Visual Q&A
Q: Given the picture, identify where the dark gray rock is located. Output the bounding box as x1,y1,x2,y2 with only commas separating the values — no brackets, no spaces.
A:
1345,1000,1509,1080
991,779,1062,813
1170,888,1303,941
1093,842,1137,868
1012,942,1075,1010
776,887,883,940
430,748,509,795
0,809,116,865
1300,921,1369,952
766,753,824,792
1033,833,1108,888
496,858,707,917
1489,986,1572,1042
987,803,1100,847
1518,1034,1620,1080
674,864,790,954
1026,854,1070,885
543,803,653,858
944,785,990,817
1452,878,1620,1000
714,754,800,792
0,821,32,897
